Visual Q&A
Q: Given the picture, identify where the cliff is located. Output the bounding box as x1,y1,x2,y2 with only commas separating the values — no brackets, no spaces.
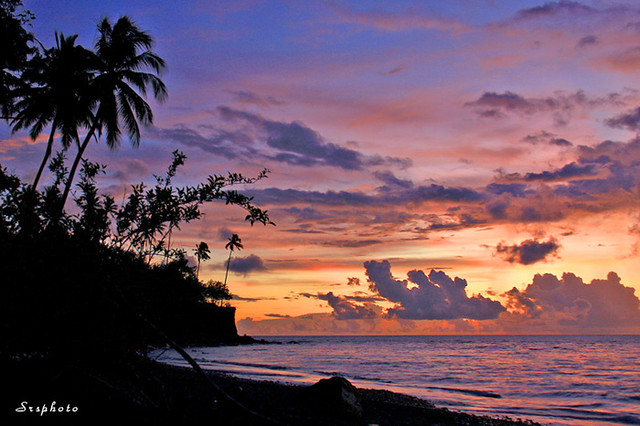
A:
156,304,258,347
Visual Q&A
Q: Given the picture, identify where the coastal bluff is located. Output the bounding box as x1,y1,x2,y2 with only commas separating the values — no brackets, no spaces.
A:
158,304,257,347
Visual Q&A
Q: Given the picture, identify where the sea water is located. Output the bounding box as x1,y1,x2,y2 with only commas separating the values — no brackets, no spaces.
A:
150,335,640,425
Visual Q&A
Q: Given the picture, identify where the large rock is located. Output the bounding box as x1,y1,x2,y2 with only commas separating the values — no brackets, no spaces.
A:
301,376,363,423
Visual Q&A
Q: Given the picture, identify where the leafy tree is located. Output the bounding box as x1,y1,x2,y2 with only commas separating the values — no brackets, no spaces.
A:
0,152,274,359
60,16,167,212
112,150,272,264
224,233,243,287
193,241,211,279
202,280,232,306
10,32,95,188
0,0,34,119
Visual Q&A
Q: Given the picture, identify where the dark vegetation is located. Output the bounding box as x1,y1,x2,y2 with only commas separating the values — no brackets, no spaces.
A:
1,3,540,424
1,1,273,362
0,152,272,361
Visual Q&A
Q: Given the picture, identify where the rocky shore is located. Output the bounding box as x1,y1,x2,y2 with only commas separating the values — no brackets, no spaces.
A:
3,356,540,425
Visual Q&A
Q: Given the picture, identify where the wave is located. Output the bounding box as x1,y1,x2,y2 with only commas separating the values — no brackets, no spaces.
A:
425,386,501,399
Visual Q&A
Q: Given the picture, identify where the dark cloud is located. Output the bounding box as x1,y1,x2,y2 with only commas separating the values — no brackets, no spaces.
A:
150,107,410,171
321,239,383,248
284,207,331,222
486,199,510,219
521,131,573,147
229,254,267,274
231,294,276,302
486,183,528,197
380,65,407,75
374,170,414,189
605,107,640,132
515,1,594,20
264,313,291,318
347,277,361,286
217,227,235,241
495,237,560,265
226,90,286,106
523,162,597,182
466,90,623,125
151,124,261,158
216,106,411,171
300,291,381,320
248,183,485,207
504,271,640,328
364,260,505,320
577,35,597,48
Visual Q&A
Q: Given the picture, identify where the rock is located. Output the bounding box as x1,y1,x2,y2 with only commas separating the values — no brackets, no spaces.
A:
301,376,363,422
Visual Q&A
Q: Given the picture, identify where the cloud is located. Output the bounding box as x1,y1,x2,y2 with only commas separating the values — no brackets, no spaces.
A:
150,107,410,171
465,90,623,125
504,271,640,328
605,107,640,132
238,270,640,335
264,313,291,318
364,260,505,320
603,47,640,73
323,292,380,320
249,183,484,208
231,294,276,302
217,106,411,170
577,35,597,49
229,254,267,274
521,131,573,147
380,65,407,75
522,162,598,182
217,227,235,241
226,90,286,107
347,277,360,286
321,239,383,248
514,1,594,20
374,170,414,190
328,2,466,33
495,237,561,265
299,291,381,320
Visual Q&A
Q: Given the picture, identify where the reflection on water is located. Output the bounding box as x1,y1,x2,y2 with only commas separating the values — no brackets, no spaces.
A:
151,335,640,426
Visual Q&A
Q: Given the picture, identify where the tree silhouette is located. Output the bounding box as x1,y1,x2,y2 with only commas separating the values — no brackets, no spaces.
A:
223,233,243,287
193,241,210,279
60,15,167,212
10,32,95,188
0,0,35,119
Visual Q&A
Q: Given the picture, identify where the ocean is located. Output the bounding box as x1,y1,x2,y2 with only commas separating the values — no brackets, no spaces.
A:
150,335,640,425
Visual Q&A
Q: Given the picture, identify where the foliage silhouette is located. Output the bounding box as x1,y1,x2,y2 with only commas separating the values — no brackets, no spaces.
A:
10,32,96,188
193,241,211,279
224,233,243,287
0,152,273,361
202,280,232,307
0,0,34,118
60,16,167,212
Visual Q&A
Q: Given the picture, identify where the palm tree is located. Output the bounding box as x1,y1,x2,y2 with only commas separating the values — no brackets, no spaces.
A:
10,32,95,188
60,16,167,212
192,241,211,280
223,234,243,286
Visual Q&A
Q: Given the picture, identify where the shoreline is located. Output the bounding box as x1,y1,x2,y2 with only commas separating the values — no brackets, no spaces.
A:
187,363,542,425
3,355,540,425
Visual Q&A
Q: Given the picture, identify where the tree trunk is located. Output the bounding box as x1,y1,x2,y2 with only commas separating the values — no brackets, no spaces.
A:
59,122,98,213
224,250,232,286
32,123,57,189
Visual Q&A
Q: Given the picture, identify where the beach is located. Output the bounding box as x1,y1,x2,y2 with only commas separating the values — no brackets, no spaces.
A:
3,356,539,425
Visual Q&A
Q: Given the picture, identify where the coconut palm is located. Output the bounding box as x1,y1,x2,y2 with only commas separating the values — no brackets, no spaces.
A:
223,234,243,286
192,241,211,280
60,16,167,212
10,32,96,188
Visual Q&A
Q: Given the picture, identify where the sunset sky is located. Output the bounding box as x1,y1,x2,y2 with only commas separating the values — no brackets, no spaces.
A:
3,0,640,335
